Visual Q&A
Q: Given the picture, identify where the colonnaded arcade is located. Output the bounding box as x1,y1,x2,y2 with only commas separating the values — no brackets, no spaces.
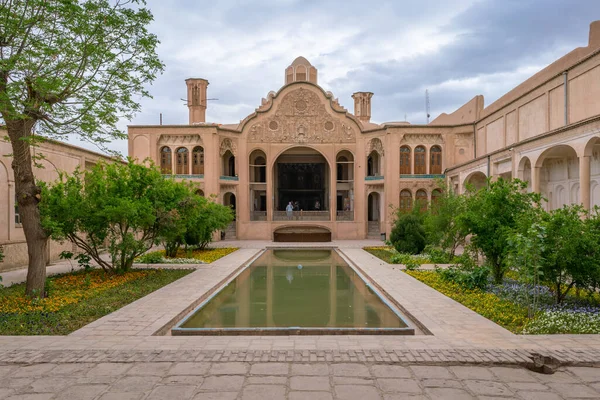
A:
128,21,600,241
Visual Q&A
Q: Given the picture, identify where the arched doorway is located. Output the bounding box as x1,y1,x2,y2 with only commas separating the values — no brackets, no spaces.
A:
223,192,236,239
518,157,532,192
222,150,235,177
272,147,330,221
367,192,380,238
536,144,579,210
336,150,354,221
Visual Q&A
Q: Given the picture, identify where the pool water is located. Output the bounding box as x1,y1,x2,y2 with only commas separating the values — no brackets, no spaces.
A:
173,249,414,334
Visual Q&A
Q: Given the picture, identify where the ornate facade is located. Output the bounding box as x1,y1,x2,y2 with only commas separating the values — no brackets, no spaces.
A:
129,21,600,241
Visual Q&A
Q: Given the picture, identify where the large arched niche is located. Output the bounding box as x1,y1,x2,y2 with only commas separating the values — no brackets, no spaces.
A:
463,171,487,192
536,144,578,210
271,146,331,221
517,156,532,192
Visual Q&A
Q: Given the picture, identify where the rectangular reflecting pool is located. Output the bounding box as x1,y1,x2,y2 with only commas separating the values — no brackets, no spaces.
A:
172,249,415,335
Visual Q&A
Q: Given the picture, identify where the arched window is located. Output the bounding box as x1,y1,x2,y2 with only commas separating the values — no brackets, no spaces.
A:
400,146,411,175
223,150,235,177
249,150,266,183
431,189,442,204
196,189,204,197
192,146,204,175
414,146,426,174
176,147,189,175
430,146,442,174
400,190,412,212
296,65,307,81
160,146,172,174
367,151,380,176
416,189,428,211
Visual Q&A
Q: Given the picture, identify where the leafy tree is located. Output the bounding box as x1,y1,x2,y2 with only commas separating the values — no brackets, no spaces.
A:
0,0,163,296
458,178,542,283
159,194,198,258
184,195,234,250
540,205,599,304
389,212,426,255
40,160,188,273
507,220,546,317
424,185,467,256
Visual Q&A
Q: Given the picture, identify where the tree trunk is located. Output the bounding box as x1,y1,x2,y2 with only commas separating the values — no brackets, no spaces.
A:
6,119,48,298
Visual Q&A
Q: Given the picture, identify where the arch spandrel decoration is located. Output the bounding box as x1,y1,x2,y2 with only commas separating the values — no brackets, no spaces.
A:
220,138,237,157
368,137,385,156
247,87,356,144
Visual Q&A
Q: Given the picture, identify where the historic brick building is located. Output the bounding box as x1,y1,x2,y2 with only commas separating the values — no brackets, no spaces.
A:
123,21,600,241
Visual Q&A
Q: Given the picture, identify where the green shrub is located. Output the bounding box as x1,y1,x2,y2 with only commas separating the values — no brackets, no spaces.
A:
390,213,426,255
438,254,489,291
423,245,457,264
137,251,164,264
404,259,420,271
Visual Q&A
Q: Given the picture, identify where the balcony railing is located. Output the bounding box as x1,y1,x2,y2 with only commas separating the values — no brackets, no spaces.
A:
400,174,445,179
365,175,384,181
250,211,267,221
273,210,331,221
220,175,239,181
163,174,204,179
336,210,354,221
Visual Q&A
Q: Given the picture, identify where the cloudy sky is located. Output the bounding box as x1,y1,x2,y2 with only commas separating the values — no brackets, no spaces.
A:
69,0,600,156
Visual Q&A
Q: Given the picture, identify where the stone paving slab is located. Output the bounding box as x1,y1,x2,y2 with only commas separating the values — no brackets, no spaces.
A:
0,359,598,400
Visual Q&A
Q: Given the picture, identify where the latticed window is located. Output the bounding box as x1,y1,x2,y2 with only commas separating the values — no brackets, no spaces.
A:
414,146,426,174
176,147,189,175
160,146,172,174
192,146,204,175
430,146,442,174
400,146,411,174
400,190,412,212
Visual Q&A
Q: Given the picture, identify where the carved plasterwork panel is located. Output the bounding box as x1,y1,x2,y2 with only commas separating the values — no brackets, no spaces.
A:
400,134,444,145
247,87,356,143
220,138,237,156
158,134,203,146
367,138,384,156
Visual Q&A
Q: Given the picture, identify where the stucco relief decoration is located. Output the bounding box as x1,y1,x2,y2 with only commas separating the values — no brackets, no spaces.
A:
220,184,237,192
158,134,203,145
219,138,237,156
247,88,356,144
368,138,384,156
400,134,444,145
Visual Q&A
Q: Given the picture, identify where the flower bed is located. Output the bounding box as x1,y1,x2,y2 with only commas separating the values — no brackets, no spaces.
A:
405,270,600,334
405,270,528,333
363,246,458,265
137,247,238,264
0,268,193,335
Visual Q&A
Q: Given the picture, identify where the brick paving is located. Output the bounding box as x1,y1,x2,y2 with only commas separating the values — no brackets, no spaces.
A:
3,241,600,398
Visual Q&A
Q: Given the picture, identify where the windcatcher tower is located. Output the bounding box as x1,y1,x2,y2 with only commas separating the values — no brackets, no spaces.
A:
352,92,374,123
186,78,209,124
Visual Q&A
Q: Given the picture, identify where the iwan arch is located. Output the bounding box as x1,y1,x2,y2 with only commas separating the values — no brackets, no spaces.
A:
129,21,600,240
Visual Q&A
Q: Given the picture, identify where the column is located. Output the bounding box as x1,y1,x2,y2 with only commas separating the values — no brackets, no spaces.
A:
329,161,336,221
267,159,274,221
171,150,176,175
532,166,541,194
579,155,591,210
188,147,193,175
425,147,430,175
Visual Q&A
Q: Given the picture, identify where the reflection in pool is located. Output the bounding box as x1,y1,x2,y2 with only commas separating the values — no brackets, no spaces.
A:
173,249,414,334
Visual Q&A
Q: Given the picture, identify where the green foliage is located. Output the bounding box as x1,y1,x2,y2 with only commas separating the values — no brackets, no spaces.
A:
507,221,546,316
424,185,467,256
40,160,191,273
0,0,164,142
423,245,459,264
137,251,164,264
183,195,234,250
404,259,420,271
0,247,4,263
539,205,600,304
438,263,490,291
390,213,426,255
458,178,542,283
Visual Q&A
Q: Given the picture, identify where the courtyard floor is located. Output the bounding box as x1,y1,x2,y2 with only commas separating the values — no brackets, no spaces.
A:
1,240,600,399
